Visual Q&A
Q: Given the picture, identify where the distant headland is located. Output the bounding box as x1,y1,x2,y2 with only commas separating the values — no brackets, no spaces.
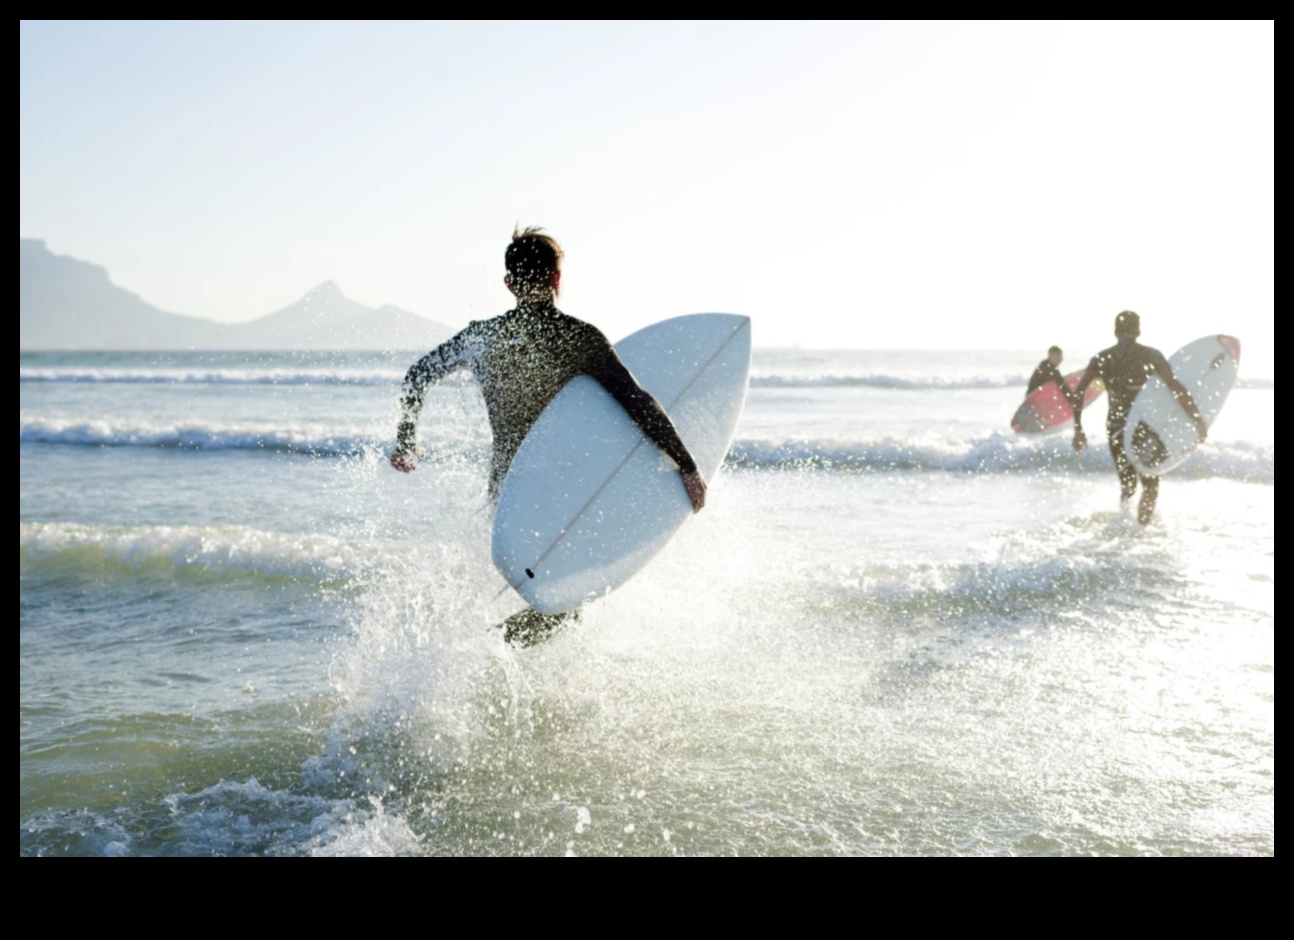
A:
19,239,454,350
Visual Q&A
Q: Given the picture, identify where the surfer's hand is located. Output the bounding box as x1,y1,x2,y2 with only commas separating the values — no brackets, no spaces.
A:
390,450,417,473
1072,429,1086,453
682,469,707,513
1196,419,1209,443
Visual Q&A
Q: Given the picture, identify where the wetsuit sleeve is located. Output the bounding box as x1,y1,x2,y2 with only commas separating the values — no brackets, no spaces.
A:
584,339,699,475
1152,350,1204,425
1071,357,1101,433
394,328,473,455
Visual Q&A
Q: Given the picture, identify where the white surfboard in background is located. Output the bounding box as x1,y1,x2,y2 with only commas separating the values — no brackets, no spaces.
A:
1122,334,1240,477
492,313,751,614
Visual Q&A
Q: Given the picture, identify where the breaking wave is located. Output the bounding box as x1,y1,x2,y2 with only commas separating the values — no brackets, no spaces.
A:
20,417,378,455
19,521,398,583
18,366,479,387
727,435,1273,483
751,373,1022,390
21,418,1272,483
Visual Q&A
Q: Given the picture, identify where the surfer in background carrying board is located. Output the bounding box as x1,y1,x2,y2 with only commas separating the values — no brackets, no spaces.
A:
1071,311,1208,525
389,226,707,645
1026,346,1079,409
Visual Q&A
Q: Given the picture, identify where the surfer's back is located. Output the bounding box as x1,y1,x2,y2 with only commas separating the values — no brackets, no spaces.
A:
465,303,618,494
1089,339,1171,426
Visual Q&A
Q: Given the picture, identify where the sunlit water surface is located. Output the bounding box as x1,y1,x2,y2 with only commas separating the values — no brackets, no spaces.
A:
20,347,1272,855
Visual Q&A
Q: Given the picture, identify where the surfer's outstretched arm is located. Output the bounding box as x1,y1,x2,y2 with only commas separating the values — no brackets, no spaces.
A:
391,329,473,472
1155,357,1209,442
1071,359,1100,452
588,348,706,512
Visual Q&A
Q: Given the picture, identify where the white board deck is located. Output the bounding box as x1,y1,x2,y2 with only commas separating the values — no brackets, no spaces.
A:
1122,334,1240,477
492,313,751,613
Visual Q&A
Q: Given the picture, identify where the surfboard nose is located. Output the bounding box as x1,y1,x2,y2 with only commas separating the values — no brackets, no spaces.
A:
1218,335,1241,364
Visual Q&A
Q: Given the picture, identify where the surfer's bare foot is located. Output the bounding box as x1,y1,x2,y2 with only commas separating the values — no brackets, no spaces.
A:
500,608,579,647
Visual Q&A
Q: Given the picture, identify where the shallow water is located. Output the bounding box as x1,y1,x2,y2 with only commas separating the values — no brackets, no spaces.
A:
20,346,1273,855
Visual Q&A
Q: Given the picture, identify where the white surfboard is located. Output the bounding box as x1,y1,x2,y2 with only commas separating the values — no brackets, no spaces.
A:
492,313,751,613
1121,334,1240,477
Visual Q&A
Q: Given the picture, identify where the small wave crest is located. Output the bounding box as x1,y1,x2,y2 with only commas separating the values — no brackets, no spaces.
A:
727,434,1104,474
21,408,1271,484
20,521,391,583
18,367,483,389
727,435,1274,482
20,366,405,386
22,415,1271,482
19,777,419,857
20,417,377,456
811,555,1107,629
801,511,1193,636
751,373,1023,390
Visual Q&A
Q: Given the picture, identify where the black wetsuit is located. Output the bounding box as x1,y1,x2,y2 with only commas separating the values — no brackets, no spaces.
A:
396,300,699,646
1026,359,1077,408
1072,337,1202,512
396,300,697,499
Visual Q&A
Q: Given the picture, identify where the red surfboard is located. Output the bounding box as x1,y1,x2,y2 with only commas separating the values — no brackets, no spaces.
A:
1011,370,1104,434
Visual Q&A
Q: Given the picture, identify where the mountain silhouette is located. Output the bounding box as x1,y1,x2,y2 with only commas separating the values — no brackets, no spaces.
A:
21,239,223,349
20,239,454,350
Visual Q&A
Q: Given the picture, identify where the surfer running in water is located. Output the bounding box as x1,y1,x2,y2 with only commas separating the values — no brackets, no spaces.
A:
390,226,706,645
1026,346,1079,410
1071,311,1208,525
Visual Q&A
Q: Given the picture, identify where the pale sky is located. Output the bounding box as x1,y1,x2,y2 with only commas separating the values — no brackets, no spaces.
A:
20,21,1273,374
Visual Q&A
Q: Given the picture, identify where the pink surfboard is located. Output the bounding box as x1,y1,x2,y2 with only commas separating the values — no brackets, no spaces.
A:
1011,370,1104,434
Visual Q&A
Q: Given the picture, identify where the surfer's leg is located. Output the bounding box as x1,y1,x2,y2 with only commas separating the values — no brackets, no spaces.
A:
1137,475,1159,525
1109,428,1138,502
500,607,581,647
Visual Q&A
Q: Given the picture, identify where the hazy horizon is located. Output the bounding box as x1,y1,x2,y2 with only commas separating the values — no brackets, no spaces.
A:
21,21,1273,374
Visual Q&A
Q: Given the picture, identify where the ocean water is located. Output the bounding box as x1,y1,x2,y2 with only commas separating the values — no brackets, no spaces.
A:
20,343,1273,856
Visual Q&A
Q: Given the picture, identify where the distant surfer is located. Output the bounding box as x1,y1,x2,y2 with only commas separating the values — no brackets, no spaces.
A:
389,226,706,645
1026,346,1079,410
1071,311,1208,524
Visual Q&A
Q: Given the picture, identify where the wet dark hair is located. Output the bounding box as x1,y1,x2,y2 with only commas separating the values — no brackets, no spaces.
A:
505,226,563,296
1048,346,1062,357
1115,310,1141,338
